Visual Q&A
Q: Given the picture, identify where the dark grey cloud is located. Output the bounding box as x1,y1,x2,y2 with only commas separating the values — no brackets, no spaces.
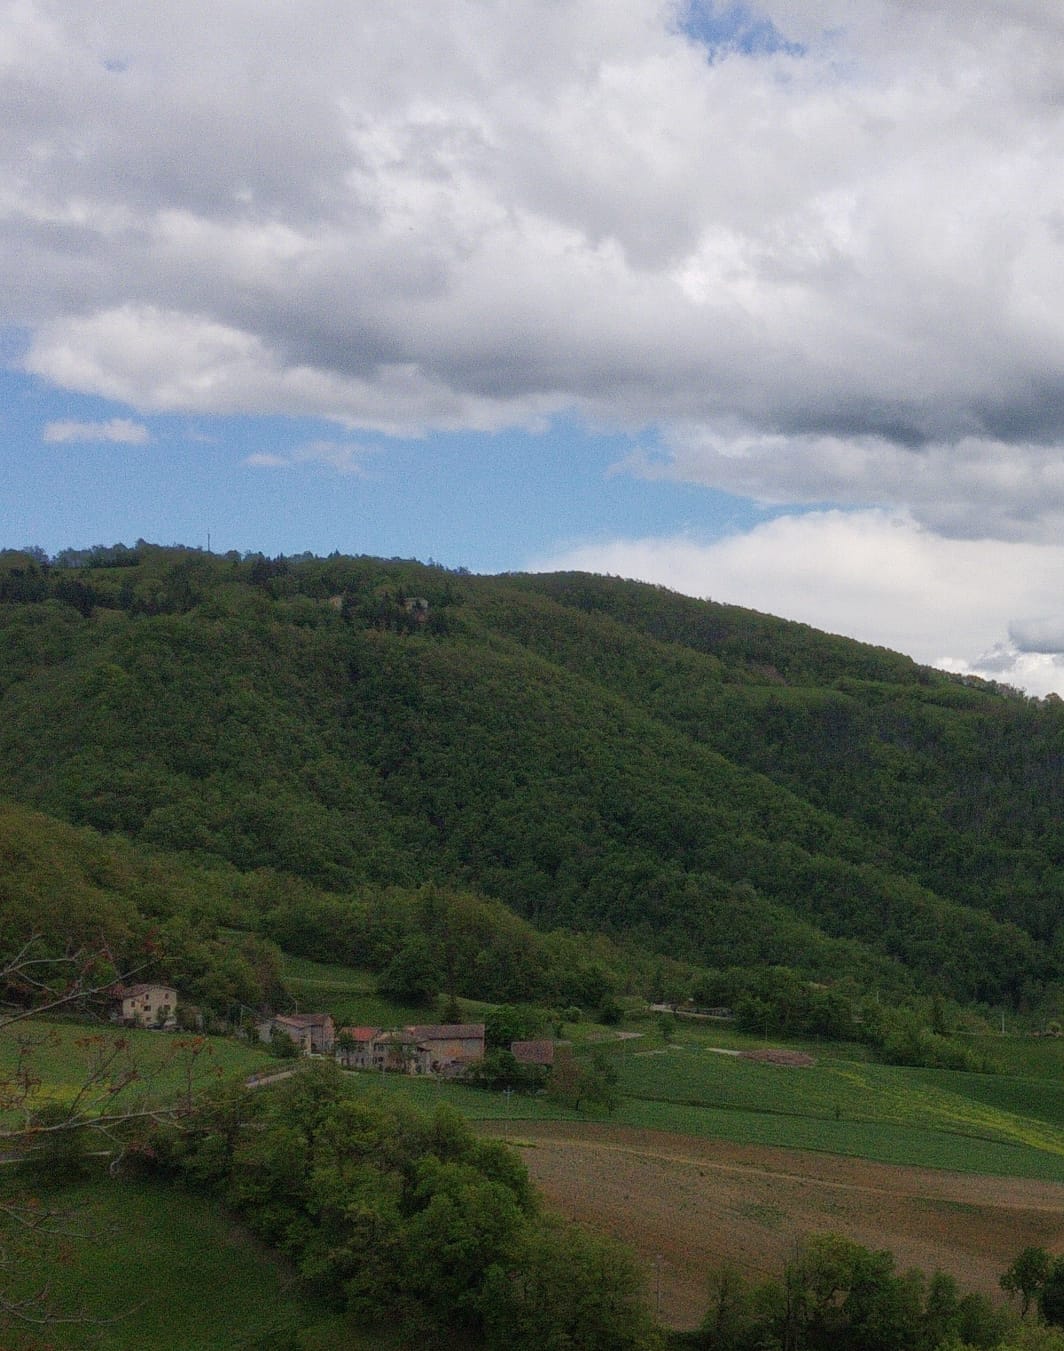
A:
1009,618,1064,655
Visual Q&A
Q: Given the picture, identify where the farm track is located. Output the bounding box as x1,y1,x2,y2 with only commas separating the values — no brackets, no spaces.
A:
479,1119,1064,1330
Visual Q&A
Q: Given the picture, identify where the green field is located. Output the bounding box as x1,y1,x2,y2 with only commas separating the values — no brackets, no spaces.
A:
0,1175,383,1350
11,959,1064,1187
0,1020,275,1119
280,953,483,1028
324,1019,1064,1182
5,999,1064,1348
277,955,1064,1182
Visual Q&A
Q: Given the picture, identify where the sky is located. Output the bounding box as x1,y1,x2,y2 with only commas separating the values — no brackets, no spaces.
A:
5,1,1064,692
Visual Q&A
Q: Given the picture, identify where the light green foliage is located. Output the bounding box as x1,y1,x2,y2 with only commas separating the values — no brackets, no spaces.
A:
996,1325,1064,1351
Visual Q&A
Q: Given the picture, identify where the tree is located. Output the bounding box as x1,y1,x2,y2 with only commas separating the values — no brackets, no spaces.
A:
484,1003,545,1049
771,1233,921,1351
480,1218,662,1350
1002,1247,1052,1318
376,936,443,1007
699,1263,757,1351
546,1048,619,1114
1040,1256,1064,1329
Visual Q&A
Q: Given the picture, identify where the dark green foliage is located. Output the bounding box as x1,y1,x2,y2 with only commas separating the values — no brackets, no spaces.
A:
150,1065,659,1347
2,544,1064,1014
1040,1257,1064,1328
480,1219,661,1350
376,935,443,1007
484,1004,546,1048
463,1047,548,1091
697,1236,1011,1351
0,799,285,1016
1001,1247,1052,1318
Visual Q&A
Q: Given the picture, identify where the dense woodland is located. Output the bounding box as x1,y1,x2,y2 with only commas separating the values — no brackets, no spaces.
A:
2,542,1063,1032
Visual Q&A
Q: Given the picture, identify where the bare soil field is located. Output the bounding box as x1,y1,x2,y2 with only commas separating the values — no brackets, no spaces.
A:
480,1119,1064,1330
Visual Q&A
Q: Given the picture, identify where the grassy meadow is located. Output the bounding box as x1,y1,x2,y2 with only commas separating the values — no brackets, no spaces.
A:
0,1175,381,1351
0,1020,275,1121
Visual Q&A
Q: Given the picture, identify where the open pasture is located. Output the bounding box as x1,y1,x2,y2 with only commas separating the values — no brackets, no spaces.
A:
0,1019,274,1119
0,1176,372,1350
608,1038,1064,1179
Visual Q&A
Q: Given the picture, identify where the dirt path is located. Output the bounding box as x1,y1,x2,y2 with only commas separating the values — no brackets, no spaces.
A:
480,1119,1064,1329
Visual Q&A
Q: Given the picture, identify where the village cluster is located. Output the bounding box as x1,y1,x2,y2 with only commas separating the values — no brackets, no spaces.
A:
110,982,555,1078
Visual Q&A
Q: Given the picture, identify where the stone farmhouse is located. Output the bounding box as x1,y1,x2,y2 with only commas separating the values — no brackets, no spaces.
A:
335,1026,380,1069
337,1022,486,1077
257,1012,336,1055
409,1023,486,1074
110,983,178,1029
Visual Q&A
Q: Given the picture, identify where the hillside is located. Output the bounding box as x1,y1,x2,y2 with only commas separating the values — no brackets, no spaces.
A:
1,543,1061,1010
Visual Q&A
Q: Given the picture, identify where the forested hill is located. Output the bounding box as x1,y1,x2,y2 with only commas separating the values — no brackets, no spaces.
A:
1,543,1062,1009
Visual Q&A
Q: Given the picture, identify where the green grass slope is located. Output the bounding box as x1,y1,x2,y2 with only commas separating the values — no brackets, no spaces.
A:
1,1175,363,1350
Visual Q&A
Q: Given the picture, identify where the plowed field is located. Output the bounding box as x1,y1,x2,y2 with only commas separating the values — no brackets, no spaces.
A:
480,1119,1064,1330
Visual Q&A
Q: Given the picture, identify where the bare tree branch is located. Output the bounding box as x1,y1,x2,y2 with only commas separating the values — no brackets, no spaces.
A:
0,938,217,1332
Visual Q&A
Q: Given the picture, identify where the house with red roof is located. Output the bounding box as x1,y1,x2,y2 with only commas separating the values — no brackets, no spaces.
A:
336,1026,380,1069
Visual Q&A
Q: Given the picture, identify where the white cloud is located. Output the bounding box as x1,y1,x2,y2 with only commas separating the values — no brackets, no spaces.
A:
42,416,150,444
242,452,288,470
529,511,1064,695
243,439,376,476
26,305,562,434
3,0,1064,545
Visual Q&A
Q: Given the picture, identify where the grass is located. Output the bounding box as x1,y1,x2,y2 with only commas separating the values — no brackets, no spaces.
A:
279,953,609,1042
0,1020,276,1120
277,966,1064,1184
0,1173,381,1350
15,955,1063,1186
4,989,1062,1348
280,954,487,1028
601,1031,1064,1179
966,1032,1064,1077
328,1017,1064,1182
